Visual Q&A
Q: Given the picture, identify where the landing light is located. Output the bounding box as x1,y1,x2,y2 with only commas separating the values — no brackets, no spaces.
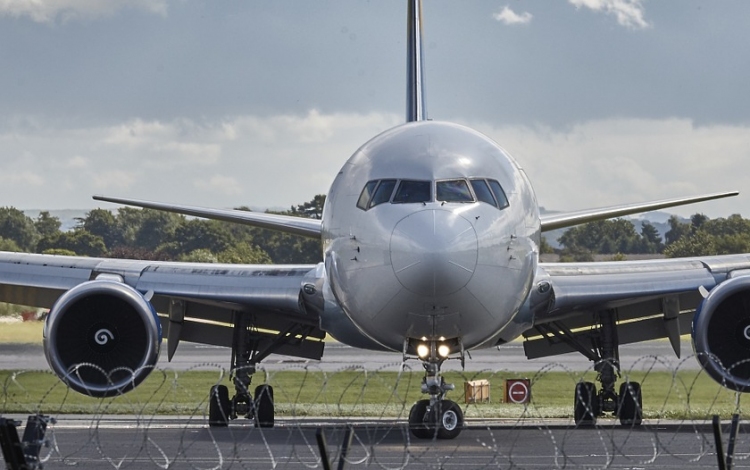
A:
417,344,430,358
437,344,450,358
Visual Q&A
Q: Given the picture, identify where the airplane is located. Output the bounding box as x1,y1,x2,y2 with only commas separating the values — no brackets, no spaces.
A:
1,0,749,440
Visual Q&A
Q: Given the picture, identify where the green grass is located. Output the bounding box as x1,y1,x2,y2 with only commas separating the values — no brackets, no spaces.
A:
1,368,744,420
0,321,43,344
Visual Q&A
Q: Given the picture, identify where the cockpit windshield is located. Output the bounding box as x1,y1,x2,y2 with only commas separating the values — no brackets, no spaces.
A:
393,180,431,204
436,179,473,203
355,177,509,211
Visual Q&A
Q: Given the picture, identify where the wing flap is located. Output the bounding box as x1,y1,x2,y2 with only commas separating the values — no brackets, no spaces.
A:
523,254,750,360
524,311,693,359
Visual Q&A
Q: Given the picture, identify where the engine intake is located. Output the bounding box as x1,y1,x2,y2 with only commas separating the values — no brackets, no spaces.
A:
693,275,750,392
43,280,162,397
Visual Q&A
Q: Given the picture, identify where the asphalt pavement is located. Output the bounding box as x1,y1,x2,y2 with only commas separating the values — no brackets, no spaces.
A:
0,338,698,372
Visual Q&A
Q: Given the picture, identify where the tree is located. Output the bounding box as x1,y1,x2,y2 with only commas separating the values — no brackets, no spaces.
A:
134,210,183,251
81,209,121,249
558,219,640,254
37,230,107,257
0,207,39,251
179,249,219,263
290,194,326,219
217,243,272,264
34,211,61,239
0,237,21,252
639,221,663,253
664,231,716,258
539,236,554,254
665,215,690,246
162,219,233,257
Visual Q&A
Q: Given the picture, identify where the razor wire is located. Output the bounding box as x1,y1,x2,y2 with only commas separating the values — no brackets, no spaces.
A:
1,354,749,469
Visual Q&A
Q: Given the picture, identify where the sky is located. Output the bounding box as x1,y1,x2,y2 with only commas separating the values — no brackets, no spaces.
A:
1,0,749,218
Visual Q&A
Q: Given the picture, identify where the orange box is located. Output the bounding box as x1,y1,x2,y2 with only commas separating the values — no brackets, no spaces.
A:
464,379,490,404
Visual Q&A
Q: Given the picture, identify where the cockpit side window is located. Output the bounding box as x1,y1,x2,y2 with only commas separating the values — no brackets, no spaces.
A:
369,179,397,207
357,180,378,211
469,179,496,206
436,179,474,203
356,180,379,210
488,179,509,209
393,180,431,204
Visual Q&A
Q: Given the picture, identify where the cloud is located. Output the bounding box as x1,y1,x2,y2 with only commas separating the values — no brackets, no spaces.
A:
194,175,243,197
492,6,533,26
0,111,401,210
467,117,750,217
1,112,747,218
568,0,649,29
0,0,168,23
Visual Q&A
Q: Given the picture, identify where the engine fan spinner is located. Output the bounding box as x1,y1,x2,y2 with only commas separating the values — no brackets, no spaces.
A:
693,275,750,392
43,279,162,397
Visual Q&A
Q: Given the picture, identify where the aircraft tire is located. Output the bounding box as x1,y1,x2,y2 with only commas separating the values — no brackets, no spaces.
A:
254,384,275,428
408,400,431,439
574,382,598,426
617,381,643,426
436,400,463,440
208,385,230,427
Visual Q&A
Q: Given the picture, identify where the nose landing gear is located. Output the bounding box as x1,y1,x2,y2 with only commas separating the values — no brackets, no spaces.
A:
407,341,464,439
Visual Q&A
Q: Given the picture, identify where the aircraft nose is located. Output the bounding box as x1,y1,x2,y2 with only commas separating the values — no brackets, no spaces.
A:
390,209,478,297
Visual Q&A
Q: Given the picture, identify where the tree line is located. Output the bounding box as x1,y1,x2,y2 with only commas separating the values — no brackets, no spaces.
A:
550,213,750,261
0,198,748,263
0,196,325,264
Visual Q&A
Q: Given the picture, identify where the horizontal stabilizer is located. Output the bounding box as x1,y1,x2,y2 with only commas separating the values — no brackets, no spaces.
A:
540,191,738,232
93,195,322,239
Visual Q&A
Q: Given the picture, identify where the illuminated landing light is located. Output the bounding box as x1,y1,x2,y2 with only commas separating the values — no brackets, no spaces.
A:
417,344,430,358
437,344,450,358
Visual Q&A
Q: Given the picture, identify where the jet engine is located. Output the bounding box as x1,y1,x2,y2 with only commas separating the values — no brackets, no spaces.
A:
43,280,162,397
693,275,750,392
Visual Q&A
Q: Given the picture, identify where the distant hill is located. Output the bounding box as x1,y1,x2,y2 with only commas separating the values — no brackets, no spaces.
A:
539,208,688,249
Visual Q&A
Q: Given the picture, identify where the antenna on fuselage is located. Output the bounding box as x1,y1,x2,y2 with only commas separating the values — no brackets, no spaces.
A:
406,0,426,122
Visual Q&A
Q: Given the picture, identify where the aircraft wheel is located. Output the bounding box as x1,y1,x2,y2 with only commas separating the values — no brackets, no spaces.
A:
617,381,642,426
574,382,598,426
254,384,275,428
208,385,230,427
436,400,463,440
408,399,430,439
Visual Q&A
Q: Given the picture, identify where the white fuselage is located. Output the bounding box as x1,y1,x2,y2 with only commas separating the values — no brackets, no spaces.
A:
321,121,541,352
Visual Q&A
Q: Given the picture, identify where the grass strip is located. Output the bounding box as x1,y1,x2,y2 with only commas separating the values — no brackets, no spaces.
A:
1,367,744,420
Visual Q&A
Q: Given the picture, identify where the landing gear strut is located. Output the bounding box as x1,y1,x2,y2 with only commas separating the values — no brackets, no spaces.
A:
208,311,319,428
536,309,642,426
407,341,464,439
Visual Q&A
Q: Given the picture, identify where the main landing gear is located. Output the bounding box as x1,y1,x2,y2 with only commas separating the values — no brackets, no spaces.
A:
538,309,643,426
207,311,320,428
407,341,464,439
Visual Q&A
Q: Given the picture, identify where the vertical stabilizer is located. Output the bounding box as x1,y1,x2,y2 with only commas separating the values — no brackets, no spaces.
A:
406,0,426,122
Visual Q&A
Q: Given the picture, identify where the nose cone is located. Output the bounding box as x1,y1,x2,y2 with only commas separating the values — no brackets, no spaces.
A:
390,210,478,297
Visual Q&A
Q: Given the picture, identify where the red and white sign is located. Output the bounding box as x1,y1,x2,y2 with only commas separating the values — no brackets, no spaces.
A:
505,379,531,404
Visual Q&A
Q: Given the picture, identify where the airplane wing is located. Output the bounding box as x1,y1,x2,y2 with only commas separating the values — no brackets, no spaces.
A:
540,191,738,232
93,195,322,238
521,253,750,375
0,251,325,392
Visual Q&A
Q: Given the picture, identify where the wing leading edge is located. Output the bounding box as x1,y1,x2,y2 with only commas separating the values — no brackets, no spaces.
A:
540,191,738,232
93,195,322,239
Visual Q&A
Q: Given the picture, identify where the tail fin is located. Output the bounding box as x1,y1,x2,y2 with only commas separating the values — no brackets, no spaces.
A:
406,0,426,122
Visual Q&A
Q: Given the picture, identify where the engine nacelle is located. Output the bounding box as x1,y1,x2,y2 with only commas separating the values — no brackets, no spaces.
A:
43,280,162,397
693,275,750,392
